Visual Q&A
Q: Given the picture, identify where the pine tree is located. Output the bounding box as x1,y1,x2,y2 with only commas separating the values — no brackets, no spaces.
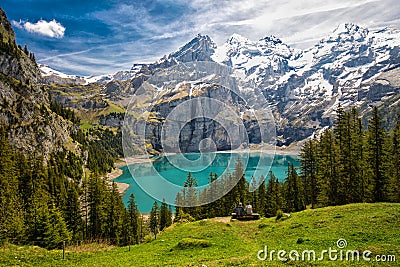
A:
274,176,284,213
391,114,400,202
219,158,249,216
234,159,248,205
159,199,170,231
265,172,277,217
138,213,145,243
283,163,305,212
25,177,51,243
382,132,396,202
16,154,33,210
300,139,318,208
149,201,159,239
265,172,284,217
113,185,126,245
121,210,131,246
205,172,218,217
43,203,72,249
88,174,107,239
367,107,387,202
0,127,24,242
182,173,199,218
64,182,82,239
183,172,198,204
257,178,267,217
127,193,139,244
315,130,339,206
347,108,366,203
174,192,183,222
334,106,352,204
47,153,68,211
167,206,173,227
250,176,259,213
106,182,125,244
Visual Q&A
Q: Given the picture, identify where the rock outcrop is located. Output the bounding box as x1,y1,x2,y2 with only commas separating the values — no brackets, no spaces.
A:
0,8,71,157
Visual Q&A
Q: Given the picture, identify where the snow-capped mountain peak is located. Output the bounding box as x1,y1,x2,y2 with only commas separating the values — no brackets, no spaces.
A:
333,23,365,34
211,32,294,82
325,23,368,43
168,34,216,63
227,33,251,45
259,35,283,45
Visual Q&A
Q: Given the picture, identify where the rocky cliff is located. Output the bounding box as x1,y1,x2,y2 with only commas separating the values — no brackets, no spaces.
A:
0,8,71,156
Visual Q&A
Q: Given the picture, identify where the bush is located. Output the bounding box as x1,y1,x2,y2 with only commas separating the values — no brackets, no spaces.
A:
258,223,267,229
276,209,284,221
143,234,154,243
174,213,195,223
175,238,210,249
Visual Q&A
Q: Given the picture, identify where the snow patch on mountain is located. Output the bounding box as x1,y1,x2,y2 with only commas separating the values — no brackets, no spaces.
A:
39,64,141,85
40,64,78,79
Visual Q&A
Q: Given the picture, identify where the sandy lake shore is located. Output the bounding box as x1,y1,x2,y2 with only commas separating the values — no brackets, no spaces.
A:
105,167,129,195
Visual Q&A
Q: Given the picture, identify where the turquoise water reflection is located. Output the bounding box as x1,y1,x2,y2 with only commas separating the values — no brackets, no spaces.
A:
114,153,299,212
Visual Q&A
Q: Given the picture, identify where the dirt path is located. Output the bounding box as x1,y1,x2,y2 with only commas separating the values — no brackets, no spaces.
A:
210,217,232,223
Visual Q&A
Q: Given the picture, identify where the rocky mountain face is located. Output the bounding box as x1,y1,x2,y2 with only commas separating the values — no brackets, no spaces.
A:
41,23,400,150
208,23,400,145
143,83,253,153
0,8,71,156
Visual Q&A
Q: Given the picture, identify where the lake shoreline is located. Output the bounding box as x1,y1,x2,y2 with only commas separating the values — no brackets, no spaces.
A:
117,147,300,167
105,168,129,195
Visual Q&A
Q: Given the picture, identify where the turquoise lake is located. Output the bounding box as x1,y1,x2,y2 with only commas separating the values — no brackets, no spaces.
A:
113,152,299,212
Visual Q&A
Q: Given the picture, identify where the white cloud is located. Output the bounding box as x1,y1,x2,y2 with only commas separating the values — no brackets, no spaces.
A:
179,0,399,48
12,19,65,38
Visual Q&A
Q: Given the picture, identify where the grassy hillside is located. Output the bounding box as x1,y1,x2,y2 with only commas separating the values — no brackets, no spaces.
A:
1,203,399,266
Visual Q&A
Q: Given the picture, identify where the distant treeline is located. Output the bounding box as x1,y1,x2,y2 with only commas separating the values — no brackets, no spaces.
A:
174,160,304,220
176,106,400,220
49,101,80,124
72,128,123,174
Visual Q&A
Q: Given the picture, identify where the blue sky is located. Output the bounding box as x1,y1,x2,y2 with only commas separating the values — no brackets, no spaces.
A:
2,0,400,76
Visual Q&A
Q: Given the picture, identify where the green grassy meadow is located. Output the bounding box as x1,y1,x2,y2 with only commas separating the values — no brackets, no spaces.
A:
1,203,399,266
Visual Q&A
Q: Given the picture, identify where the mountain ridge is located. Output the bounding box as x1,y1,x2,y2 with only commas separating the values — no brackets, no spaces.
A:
39,23,400,147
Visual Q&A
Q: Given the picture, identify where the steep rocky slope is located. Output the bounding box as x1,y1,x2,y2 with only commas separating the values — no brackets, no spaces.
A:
0,8,71,156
